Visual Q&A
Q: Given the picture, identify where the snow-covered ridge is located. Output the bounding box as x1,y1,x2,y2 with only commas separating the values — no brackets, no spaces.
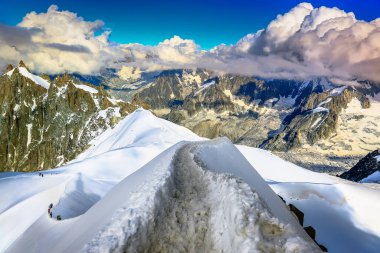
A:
4,67,99,94
17,139,319,253
202,79,216,88
194,79,217,96
330,85,347,96
311,107,329,114
1,109,380,253
6,67,50,89
73,83,98,94
74,108,203,162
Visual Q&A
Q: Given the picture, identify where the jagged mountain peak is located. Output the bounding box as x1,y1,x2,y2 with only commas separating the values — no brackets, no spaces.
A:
0,66,138,172
18,60,28,69
118,70,380,172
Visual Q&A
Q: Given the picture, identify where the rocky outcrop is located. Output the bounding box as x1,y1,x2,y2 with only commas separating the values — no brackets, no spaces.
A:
263,87,371,151
120,69,379,171
0,62,137,172
134,69,210,109
133,73,327,146
339,150,380,182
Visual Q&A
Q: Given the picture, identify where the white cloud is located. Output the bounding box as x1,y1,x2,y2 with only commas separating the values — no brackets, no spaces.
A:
120,36,203,72
117,66,142,81
267,2,313,44
118,2,380,83
1,3,380,84
0,5,124,75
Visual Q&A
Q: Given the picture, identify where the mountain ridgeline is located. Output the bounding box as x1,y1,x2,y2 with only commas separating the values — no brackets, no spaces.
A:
106,69,380,172
2,63,379,173
0,62,137,172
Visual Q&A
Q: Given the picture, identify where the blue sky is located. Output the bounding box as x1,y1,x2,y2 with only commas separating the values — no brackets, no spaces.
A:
1,0,379,49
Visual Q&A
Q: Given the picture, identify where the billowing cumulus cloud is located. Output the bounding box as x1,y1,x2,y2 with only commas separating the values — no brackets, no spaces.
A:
1,3,380,84
202,3,380,82
120,35,203,72
119,2,380,83
0,5,123,75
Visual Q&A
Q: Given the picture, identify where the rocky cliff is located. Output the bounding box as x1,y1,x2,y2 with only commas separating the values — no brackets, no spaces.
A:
263,87,371,151
0,62,137,172
339,150,380,182
125,69,380,172
132,72,328,145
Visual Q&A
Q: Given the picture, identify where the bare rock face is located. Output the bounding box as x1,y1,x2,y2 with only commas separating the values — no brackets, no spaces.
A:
339,150,380,182
18,60,28,69
127,69,379,171
132,71,326,147
0,63,137,172
5,64,13,72
263,87,372,151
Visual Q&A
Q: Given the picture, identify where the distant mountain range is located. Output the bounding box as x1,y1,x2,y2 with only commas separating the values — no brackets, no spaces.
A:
98,68,380,173
2,63,379,174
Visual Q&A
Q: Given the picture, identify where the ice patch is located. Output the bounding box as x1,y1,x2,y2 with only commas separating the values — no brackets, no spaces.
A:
311,107,329,114
202,80,215,88
13,104,20,112
317,97,332,107
26,124,32,148
330,86,347,96
194,80,216,96
310,116,322,128
73,84,98,94
96,107,121,121
107,97,124,105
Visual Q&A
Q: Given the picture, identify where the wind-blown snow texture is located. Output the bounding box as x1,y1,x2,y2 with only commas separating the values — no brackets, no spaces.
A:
1,109,380,253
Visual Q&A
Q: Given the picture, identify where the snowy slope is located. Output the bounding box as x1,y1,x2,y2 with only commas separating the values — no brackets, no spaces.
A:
73,84,98,93
238,146,380,253
6,67,50,89
0,109,202,252
1,109,380,252
361,171,380,183
8,139,319,253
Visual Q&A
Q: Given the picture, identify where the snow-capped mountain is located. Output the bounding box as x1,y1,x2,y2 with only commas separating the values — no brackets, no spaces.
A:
1,109,380,252
0,62,138,172
117,69,380,172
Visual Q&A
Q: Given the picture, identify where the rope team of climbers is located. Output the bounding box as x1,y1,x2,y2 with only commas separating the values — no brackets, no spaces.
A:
39,172,62,220
48,203,61,221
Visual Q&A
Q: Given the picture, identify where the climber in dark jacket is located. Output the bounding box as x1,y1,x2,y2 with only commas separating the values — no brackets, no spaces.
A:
48,203,53,218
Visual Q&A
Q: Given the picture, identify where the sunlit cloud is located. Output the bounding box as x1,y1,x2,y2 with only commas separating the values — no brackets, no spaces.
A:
1,3,380,84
